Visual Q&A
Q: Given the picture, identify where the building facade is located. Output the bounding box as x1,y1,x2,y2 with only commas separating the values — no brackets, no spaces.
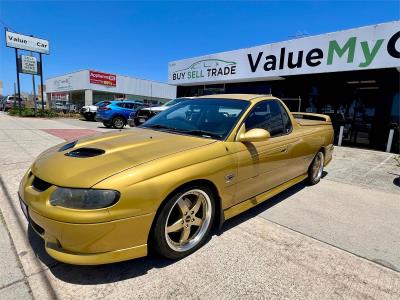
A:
168,21,400,153
46,70,177,108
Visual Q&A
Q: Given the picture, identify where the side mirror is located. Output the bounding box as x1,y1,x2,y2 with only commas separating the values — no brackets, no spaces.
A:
237,128,271,143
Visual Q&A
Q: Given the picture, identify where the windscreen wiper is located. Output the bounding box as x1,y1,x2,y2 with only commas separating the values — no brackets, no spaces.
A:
176,129,223,139
144,124,176,131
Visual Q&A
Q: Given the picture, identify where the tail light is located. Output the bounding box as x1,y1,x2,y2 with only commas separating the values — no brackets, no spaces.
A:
99,105,111,111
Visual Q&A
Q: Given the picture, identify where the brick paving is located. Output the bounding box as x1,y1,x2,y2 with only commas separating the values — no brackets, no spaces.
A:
40,129,100,141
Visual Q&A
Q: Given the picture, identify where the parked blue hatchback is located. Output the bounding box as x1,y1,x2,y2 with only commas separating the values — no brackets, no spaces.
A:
95,100,145,129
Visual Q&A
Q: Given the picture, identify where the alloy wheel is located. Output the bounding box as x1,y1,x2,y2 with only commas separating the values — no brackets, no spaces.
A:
312,152,324,181
113,117,124,129
164,189,212,252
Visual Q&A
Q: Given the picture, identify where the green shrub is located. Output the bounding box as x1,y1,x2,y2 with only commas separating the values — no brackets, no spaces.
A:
8,107,58,118
37,109,58,118
8,107,35,117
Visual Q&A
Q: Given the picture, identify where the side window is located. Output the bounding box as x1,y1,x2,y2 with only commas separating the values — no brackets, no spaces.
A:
279,102,293,134
116,102,124,108
244,100,285,137
124,103,134,109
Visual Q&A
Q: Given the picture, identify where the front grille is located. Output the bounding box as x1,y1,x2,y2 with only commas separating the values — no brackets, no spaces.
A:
32,176,52,192
137,110,153,118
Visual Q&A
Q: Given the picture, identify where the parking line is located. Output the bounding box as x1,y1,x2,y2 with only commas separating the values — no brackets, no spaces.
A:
364,154,394,177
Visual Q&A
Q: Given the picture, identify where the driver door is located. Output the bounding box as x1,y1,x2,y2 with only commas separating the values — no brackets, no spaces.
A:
233,100,294,204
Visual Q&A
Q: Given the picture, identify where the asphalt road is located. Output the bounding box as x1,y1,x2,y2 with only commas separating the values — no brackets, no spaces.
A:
0,113,399,299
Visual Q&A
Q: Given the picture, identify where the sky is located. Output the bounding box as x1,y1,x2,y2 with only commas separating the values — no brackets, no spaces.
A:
0,0,398,95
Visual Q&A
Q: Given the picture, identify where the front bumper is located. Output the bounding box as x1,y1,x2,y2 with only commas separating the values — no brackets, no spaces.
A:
128,118,136,127
26,207,151,265
19,172,154,265
133,116,149,125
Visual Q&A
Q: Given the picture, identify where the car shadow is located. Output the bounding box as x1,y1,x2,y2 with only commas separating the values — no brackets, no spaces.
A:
28,179,310,285
28,228,175,285
97,125,130,130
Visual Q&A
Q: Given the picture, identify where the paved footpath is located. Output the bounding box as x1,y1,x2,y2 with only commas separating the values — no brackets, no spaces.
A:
0,112,399,299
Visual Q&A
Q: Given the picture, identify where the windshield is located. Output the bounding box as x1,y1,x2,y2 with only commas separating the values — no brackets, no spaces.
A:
164,98,185,107
96,101,111,107
142,98,249,140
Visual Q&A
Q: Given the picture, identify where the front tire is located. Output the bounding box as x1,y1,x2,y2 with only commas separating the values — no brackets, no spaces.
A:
133,118,141,126
153,185,215,260
83,113,92,121
307,151,324,185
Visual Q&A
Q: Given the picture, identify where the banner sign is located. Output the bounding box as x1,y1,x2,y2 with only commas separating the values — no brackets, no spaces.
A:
5,31,49,54
19,55,39,75
168,21,400,85
89,70,117,87
51,92,69,101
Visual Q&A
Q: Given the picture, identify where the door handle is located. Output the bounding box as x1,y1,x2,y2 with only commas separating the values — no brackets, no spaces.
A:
280,146,288,153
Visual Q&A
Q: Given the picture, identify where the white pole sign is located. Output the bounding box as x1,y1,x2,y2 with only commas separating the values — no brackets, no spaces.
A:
5,31,49,54
20,55,38,75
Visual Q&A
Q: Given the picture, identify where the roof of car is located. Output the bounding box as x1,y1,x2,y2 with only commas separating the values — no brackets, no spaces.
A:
110,100,143,103
197,94,276,101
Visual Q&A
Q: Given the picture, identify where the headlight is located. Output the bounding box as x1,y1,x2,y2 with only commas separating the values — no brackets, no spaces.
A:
50,188,120,209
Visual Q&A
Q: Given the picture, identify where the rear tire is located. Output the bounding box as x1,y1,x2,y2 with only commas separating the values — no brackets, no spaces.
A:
112,116,125,129
307,151,324,185
152,185,215,260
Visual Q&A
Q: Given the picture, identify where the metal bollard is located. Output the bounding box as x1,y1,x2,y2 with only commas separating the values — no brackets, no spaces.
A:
338,126,344,146
386,129,394,153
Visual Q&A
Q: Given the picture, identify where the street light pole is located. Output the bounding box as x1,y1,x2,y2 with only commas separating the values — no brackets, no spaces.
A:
30,51,37,115
15,48,21,115
39,53,45,110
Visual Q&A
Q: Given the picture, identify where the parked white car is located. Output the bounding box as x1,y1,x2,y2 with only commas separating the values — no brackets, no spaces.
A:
80,100,111,120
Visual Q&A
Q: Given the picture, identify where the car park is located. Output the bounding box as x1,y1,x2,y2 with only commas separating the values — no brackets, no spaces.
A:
35,99,47,108
131,97,191,126
52,102,78,113
1,95,23,111
53,102,67,112
67,104,78,113
19,94,333,265
80,100,111,121
95,100,144,129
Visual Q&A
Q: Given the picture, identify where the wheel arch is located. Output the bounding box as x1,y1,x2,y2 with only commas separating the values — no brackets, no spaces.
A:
113,114,127,122
147,178,223,248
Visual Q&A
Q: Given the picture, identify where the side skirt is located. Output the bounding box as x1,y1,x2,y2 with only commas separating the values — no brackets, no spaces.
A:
223,174,307,221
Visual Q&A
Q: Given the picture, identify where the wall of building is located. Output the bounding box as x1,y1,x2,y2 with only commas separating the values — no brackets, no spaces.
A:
45,70,177,105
